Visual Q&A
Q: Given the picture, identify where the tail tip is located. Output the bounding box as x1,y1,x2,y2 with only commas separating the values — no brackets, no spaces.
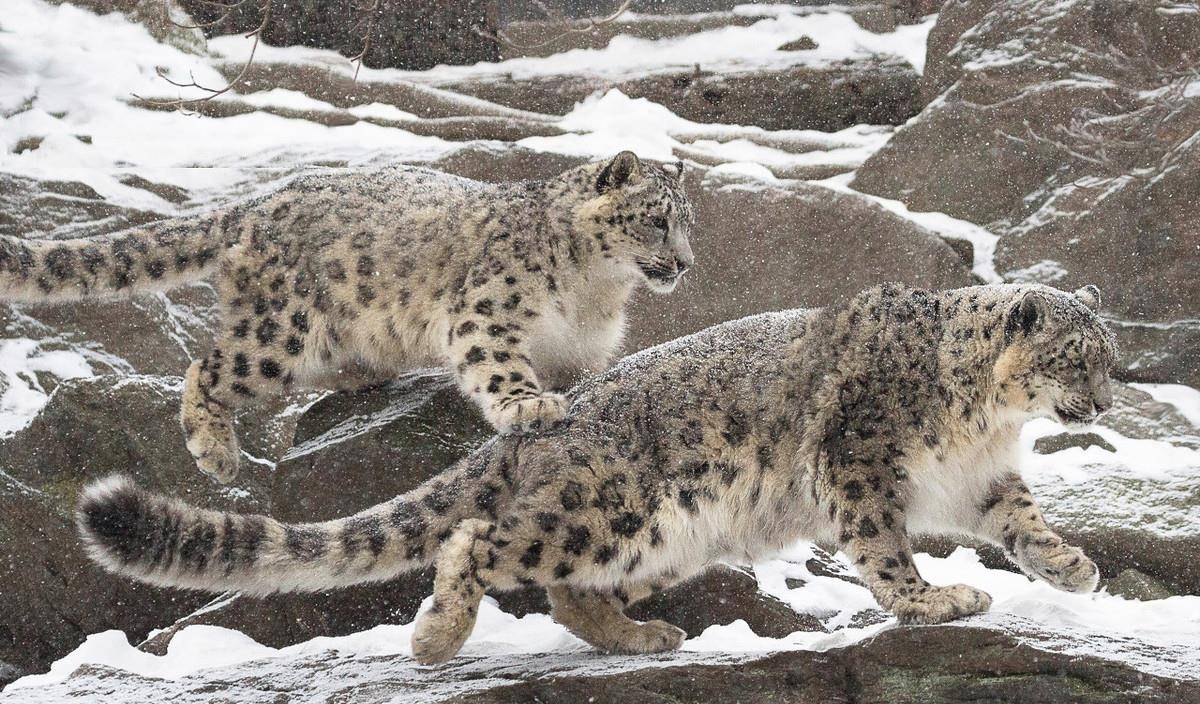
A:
76,474,144,567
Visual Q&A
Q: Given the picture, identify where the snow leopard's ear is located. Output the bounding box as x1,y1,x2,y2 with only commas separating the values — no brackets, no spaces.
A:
597,151,643,193
664,159,685,182
1074,285,1101,311
1007,290,1051,340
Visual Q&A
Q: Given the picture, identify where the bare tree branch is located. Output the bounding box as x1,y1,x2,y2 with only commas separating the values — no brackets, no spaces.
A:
136,0,272,112
347,0,383,81
481,0,634,52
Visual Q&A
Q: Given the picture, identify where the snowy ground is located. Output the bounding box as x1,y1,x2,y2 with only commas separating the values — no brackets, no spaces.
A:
3,0,1200,694
10,543,1200,693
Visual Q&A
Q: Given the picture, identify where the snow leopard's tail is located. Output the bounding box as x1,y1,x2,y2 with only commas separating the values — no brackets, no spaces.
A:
76,443,512,594
0,213,231,302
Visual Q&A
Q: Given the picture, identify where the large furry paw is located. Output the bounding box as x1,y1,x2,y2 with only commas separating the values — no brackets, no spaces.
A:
489,393,568,434
1020,538,1099,593
891,584,991,625
186,423,240,484
603,620,686,655
411,604,475,666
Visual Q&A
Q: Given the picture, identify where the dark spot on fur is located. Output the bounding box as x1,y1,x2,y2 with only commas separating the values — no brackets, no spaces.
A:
256,318,278,344
610,512,643,538
560,481,585,511
519,541,543,569
564,526,590,555
260,358,281,379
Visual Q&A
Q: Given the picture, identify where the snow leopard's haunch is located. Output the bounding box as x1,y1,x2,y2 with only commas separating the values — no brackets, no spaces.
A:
7,152,695,484
78,283,1117,665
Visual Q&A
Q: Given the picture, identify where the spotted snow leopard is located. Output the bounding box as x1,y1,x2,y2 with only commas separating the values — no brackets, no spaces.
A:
0,152,695,482
78,283,1115,664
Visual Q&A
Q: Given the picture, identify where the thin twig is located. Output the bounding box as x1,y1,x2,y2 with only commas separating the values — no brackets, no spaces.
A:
347,0,383,81
137,0,272,111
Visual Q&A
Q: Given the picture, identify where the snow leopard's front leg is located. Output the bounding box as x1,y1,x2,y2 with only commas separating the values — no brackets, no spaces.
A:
972,473,1098,593
447,301,567,435
831,463,992,624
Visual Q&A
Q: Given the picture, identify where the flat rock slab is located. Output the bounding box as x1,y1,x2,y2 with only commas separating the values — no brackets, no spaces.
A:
7,626,1197,703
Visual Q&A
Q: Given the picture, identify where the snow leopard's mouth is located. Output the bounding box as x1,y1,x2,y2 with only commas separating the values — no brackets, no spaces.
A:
1054,405,1095,426
638,262,683,292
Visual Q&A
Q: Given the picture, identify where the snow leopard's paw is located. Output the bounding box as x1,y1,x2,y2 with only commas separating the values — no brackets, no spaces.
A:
490,392,568,434
1020,537,1099,593
610,620,687,655
186,422,240,484
891,584,991,625
411,602,475,666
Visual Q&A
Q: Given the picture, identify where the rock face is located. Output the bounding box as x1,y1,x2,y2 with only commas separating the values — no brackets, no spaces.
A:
0,173,162,239
180,0,500,70
449,628,1200,704
626,566,824,639
624,171,976,351
7,627,1198,703
852,0,1200,385
438,58,922,132
0,375,289,683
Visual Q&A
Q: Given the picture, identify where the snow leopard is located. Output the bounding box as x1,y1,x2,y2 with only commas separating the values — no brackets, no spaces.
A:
0,152,695,482
78,283,1115,664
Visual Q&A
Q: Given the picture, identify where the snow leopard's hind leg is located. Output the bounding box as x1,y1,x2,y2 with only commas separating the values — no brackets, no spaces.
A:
182,302,319,483
411,518,505,665
547,585,685,655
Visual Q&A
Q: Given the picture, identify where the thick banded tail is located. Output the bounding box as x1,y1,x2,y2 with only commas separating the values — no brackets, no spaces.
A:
0,213,228,302
76,455,502,594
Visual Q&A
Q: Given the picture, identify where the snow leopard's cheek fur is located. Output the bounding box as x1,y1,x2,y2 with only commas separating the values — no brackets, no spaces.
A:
590,158,695,293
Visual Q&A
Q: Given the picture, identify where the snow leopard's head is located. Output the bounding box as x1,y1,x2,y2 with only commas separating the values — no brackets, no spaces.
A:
574,152,695,294
994,285,1119,429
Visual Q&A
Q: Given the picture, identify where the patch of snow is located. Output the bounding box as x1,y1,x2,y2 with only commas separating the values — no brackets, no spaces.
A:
349,102,419,122
685,131,892,171
232,89,339,112
1130,383,1200,428
521,89,890,174
1004,259,1069,284
0,338,95,436
704,161,781,184
0,0,462,215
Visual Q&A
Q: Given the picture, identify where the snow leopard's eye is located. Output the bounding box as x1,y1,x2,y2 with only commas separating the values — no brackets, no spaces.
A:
650,215,669,234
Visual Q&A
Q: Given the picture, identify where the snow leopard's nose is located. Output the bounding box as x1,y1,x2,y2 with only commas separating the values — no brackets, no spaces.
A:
674,253,693,274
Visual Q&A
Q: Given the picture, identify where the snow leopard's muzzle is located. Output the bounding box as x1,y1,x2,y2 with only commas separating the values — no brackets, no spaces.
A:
638,254,691,293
